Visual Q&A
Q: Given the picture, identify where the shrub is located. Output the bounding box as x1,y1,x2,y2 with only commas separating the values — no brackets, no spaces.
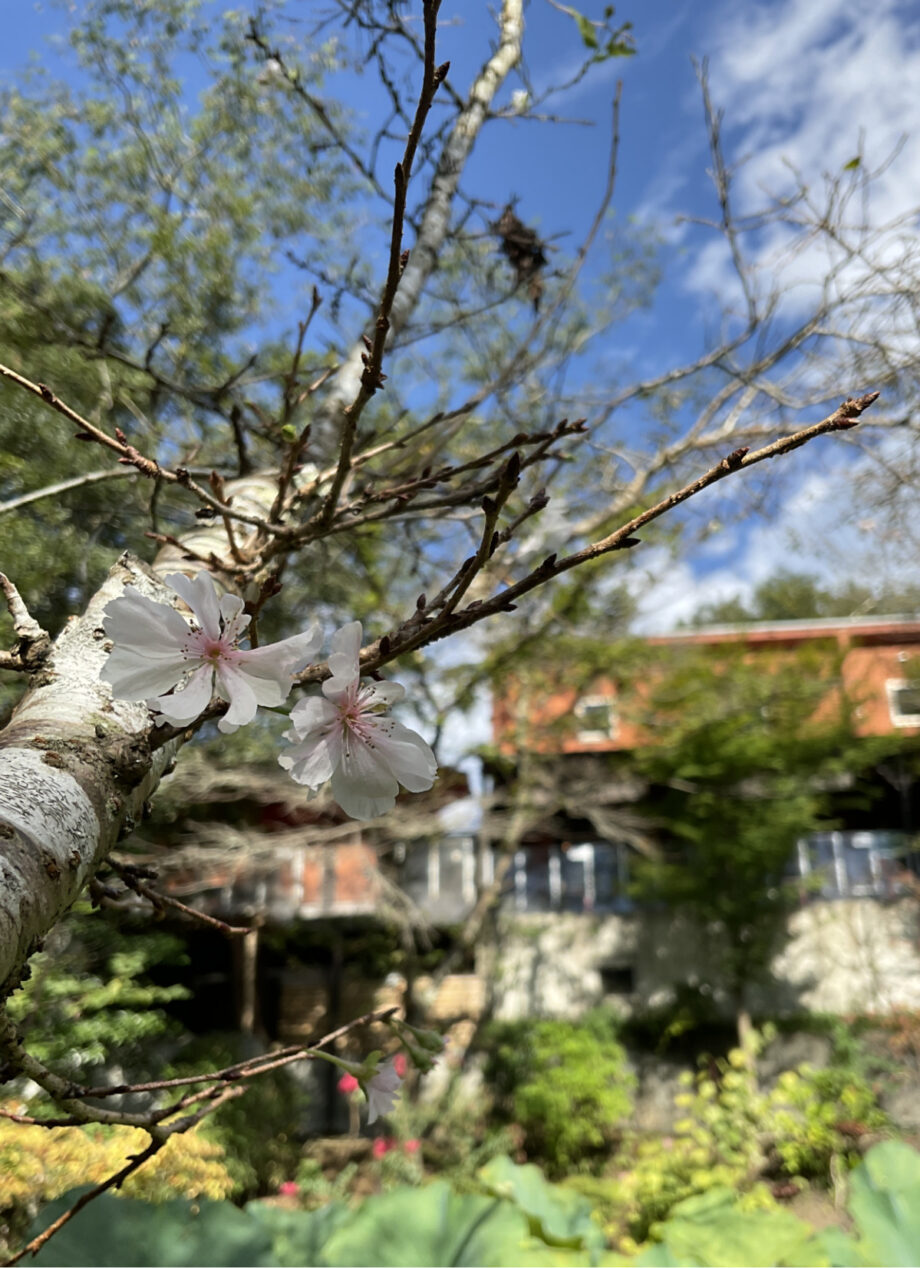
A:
484,1008,635,1177
567,1029,891,1247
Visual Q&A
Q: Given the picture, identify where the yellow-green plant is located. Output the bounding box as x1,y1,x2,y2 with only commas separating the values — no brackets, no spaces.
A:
567,1031,890,1249
0,1107,235,1209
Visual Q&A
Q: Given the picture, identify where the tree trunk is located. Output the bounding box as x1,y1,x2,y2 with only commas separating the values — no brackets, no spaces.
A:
0,554,181,998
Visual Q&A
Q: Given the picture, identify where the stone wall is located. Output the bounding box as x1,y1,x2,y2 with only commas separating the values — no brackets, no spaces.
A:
482,898,920,1021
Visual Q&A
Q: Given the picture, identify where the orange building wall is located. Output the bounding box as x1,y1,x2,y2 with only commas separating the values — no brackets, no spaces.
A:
493,620,920,755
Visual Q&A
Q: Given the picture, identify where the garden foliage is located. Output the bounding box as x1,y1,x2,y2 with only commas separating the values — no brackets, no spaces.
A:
22,1141,920,1267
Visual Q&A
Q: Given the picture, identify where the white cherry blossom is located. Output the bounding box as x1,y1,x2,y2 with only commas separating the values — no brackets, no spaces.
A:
365,1057,403,1124
100,571,321,733
279,621,437,820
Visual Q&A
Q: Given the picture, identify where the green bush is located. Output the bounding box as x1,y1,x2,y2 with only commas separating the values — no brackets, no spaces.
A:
770,1062,888,1180
567,1030,891,1248
484,1009,635,1177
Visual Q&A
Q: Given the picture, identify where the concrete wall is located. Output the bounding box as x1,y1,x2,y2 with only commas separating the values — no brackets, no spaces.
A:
483,898,920,1020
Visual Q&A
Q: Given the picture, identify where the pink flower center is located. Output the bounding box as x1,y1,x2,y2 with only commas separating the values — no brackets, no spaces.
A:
184,629,241,667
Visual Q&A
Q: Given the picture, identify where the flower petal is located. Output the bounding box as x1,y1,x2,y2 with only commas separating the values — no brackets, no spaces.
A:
366,1058,403,1124
241,623,323,682
166,571,222,640
280,727,341,789
288,695,339,739
331,737,400,820
368,719,438,793
219,593,251,643
361,680,405,709
214,662,260,732
102,586,191,657
148,664,215,726
101,648,187,700
326,621,362,685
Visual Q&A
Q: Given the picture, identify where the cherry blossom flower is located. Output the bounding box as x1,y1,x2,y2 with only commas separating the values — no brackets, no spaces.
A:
366,1056,403,1125
100,571,321,733
279,621,437,820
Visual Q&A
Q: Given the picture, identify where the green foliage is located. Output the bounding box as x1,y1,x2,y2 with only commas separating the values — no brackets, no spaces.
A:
23,1142,920,1266
770,1063,888,1179
569,1032,889,1247
319,1182,533,1267
629,643,873,1004
484,1010,635,1176
7,906,189,1075
844,1139,920,1266
29,1192,276,1267
168,1036,308,1199
555,3,636,61
691,568,920,625
631,1187,820,1267
627,1142,920,1265
247,1202,351,1268
479,1155,606,1255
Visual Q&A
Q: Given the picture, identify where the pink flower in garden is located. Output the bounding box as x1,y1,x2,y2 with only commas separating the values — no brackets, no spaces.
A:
278,1181,300,1197
101,571,321,733
279,622,437,819
371,1137,395,1159
403,1138,420,1154
338,1072,360,1095
366,1056,403,1125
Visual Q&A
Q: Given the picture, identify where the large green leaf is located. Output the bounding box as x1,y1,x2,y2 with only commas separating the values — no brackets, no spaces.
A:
247,1201,350,1267
479,1155,605,1255
635,1188,817,1267
28,1192,276,1267
319,1181,530,1267
847,1140,920,1266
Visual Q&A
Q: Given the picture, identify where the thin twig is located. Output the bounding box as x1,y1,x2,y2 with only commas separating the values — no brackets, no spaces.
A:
0,362,286,536
106,861,251,937
316,2,448,527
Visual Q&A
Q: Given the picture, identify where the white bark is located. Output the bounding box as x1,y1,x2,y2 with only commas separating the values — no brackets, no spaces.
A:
0,554,180,996
313,0,524,453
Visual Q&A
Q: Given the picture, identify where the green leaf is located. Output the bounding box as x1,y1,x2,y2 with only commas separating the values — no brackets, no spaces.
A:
847,1140,920,1266
843,157,861,170
247,1201,350,1267
319,1181,530,1266
479,1155,605,1254
28,1192,277,1267
574,13,599,49
640,1188,816,1267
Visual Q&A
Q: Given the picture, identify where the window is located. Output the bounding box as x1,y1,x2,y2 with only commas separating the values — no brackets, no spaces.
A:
886,679,920,726
508,841,632,913
574,693,617,742
796,830,915,900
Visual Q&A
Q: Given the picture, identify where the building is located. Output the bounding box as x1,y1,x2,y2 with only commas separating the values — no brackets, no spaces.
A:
152,617,920,1048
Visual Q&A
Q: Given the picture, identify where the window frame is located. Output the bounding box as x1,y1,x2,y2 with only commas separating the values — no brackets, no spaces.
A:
886,678,920,727
573,692,617,742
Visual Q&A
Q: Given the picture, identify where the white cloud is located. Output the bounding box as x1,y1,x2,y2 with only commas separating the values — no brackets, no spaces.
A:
680,0,920,311
632,428,920,632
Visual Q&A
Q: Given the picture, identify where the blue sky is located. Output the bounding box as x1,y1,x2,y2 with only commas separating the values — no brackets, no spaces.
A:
5,0,920,772
5,0,920,636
